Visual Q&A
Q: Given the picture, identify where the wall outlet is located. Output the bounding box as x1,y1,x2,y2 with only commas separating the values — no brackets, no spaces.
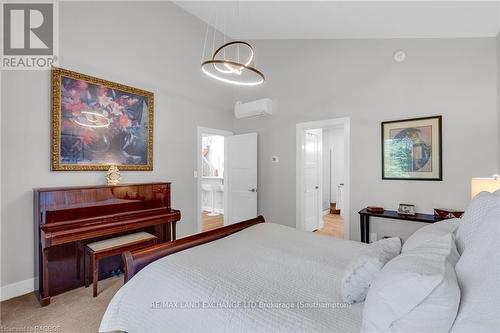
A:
271,156,279,163
193,170,198,178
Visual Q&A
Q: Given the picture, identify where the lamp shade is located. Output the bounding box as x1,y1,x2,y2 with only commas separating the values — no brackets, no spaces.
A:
471,177,500,198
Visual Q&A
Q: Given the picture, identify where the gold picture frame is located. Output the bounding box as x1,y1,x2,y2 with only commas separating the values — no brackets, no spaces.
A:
51,67,153,171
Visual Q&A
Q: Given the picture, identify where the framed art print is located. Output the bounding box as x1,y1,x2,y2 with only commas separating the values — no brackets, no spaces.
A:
382,116,442,180
51,68,153,171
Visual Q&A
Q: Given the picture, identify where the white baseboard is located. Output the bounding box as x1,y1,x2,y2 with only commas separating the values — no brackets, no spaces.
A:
322,209,330,217
1,277,36,301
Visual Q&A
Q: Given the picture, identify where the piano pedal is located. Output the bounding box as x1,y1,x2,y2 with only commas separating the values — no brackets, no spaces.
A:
110,269,123,277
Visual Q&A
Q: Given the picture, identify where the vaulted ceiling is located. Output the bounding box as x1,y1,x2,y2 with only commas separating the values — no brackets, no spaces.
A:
175,1,500,40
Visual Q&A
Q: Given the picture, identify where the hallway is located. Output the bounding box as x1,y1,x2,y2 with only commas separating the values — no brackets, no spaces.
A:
314,214,344,239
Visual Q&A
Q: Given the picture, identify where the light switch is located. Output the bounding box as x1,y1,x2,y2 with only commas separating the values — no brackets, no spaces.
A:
271,156,279,163
193,170,198,178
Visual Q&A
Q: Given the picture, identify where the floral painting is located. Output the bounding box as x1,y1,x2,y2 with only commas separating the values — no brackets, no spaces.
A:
382,116,442,180
52,68,153,171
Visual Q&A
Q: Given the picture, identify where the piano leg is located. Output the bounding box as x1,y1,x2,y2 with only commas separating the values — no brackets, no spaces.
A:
41,248,51,306
75,243,81,279
84,249,89,288
172,221,177,241
166,223,171,242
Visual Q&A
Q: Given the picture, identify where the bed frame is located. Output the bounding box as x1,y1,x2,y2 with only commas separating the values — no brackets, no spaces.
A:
122,216,265,282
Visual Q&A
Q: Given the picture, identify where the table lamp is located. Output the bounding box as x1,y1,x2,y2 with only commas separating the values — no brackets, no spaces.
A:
471,175,500,198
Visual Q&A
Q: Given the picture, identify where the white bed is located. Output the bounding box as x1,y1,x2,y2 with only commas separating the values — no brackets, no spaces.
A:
100,223,367,333
101,190,500,333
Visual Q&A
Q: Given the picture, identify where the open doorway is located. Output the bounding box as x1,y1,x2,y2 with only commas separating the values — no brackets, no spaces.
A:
296,118,350,240
197,127,232,233
197,127,259,233
201,134,225,231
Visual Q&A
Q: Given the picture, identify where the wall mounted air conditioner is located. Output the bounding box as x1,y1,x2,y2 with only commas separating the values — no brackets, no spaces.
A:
234,98,272,119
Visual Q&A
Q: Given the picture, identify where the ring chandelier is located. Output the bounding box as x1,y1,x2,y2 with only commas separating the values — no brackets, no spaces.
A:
201,41,265,86
200,5,265,86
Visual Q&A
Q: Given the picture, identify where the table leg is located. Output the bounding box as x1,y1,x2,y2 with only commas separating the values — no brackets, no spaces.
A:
360,215,366,243
365,216,370,243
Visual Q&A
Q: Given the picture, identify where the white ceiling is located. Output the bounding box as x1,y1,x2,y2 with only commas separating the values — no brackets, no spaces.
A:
175,1,500,39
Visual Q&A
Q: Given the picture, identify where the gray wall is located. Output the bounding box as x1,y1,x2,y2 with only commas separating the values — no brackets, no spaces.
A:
0,2,235,288
498,31,500,170
233,38,498,241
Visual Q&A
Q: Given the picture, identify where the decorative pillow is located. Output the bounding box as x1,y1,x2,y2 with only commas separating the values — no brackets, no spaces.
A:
361,233,460,333
452,206,500,332
456,191,500,253
341,237,401,304
403,218,459,253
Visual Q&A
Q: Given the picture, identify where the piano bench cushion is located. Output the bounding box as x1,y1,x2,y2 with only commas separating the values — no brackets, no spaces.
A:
86,232,157,253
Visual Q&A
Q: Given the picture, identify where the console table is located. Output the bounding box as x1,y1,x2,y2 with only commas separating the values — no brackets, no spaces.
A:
358,208,445,243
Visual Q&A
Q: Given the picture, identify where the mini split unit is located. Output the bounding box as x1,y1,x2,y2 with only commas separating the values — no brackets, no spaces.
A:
234,98,273,119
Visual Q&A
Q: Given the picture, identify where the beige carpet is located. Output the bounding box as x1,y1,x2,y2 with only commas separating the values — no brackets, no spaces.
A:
1,276,122,333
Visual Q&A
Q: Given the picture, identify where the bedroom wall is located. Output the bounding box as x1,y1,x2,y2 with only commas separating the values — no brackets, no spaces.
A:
0,1,235,294
233,38,498,241
497,31,500,170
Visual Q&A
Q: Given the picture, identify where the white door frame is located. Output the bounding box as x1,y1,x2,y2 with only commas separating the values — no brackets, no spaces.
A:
197,126,233,233
296,117,351,240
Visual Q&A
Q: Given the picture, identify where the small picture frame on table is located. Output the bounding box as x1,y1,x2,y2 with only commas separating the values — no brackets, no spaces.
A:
398,203,416,216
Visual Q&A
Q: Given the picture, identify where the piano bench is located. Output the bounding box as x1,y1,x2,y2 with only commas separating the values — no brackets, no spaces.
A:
82,232,158,297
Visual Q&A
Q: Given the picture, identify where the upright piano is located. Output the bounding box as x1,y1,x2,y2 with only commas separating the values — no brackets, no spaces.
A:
34,182,181,305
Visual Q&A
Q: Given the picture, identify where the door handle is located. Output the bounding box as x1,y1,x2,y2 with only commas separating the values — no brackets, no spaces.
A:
315,186,319,189
248,188,257,192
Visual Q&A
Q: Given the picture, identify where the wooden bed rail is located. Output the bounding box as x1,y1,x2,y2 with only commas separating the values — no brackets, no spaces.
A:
122,216,265,282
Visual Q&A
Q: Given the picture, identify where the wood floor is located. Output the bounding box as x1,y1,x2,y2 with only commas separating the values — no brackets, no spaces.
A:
314,213,344,239
202,211,224,232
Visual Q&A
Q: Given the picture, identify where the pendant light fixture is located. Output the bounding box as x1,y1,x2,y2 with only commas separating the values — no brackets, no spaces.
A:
201,3,265,86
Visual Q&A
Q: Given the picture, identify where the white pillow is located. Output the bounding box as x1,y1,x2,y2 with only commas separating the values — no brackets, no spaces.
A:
403,218,460,253
456,191,500,253
341,237,401,304
452,207,500,333
361,233,460,333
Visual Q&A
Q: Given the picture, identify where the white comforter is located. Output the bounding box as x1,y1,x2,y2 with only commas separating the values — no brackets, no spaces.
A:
100,223,367,333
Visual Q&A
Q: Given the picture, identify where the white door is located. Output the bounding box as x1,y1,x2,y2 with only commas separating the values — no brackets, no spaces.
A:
225,133,258,225
303,129,322,231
